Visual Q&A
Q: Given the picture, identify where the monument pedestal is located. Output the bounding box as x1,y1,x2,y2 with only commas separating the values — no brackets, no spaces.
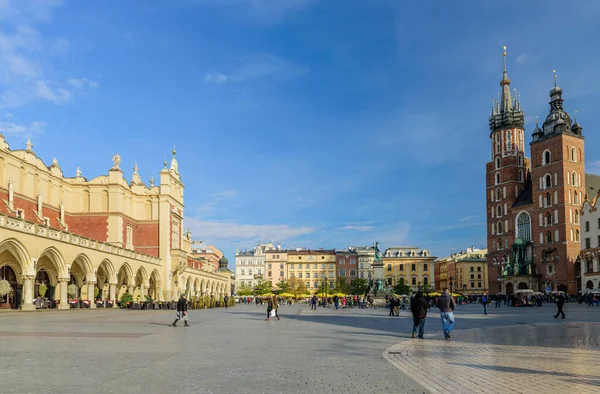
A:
370,262,391,307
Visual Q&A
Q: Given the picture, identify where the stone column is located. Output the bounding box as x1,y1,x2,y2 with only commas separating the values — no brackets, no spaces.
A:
57,279,69,310
109,283,117,307
21,275,35,311
87,282,96,308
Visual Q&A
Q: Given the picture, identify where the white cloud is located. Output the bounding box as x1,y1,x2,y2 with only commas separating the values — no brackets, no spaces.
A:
0,120,46,135
186,217,315,243
0,1,96,108
459,215,480,222
339,225,374,231
205,53,308,85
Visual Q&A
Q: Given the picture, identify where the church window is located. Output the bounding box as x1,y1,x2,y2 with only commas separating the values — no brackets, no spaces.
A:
518,170,523,182
545,193,552,207
540,232,544,244
544,175,552,189
495,157,500,169
574,191,579,205
506,131,512,150
554,209,558,224
496,188,501,201
572,173,577,186
543,150,551,165
575,210,580,224
495,173,501,185
516,212,531,242
576,229,580,242
572,147,577,162
545,212,552,227
518,155,523,166
497,205,502,217
555,230,559,242
546,231,552,244
570,229,574,242
497,221,503,234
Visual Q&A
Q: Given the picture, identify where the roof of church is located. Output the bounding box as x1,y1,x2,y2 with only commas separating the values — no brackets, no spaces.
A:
512,179,533,208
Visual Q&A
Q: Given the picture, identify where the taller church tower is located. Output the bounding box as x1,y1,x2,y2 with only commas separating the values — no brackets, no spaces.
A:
485,48,530,293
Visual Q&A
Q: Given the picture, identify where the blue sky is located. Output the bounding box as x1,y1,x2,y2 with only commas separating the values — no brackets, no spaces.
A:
2,0,600,263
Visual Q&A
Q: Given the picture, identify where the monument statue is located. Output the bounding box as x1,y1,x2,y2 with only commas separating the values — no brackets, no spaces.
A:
374,241,382,262
112,153,121,169
376,278,384,292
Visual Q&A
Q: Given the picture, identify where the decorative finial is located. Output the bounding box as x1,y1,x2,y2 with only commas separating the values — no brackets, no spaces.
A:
502,45,507,71
149,176,155,187
172,146,177,156
112,153,121,169
133,161,139,174
574,110,578,122
536,115,539,126
553,69,557,87
163,158,167,168
51,157,59,167
76,167,82,177
26,138,33,151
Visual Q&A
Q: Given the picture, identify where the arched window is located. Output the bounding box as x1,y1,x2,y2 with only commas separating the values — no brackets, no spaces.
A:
518,170,523,182
496,173,501,185
545,212,552,226
516,212,532,242
570,229,574,241
506,131,512,150
572,147,577,162
544,174,552,189
545,193,552,207
497,205,502,217
497,221,503,234
574,210,579,224
496,188,501,201
574,191,579,205
518,155,523,166
572,172,577,186
546,231,552,244
495,157,500,169
543,150,551,165
576,229,580,242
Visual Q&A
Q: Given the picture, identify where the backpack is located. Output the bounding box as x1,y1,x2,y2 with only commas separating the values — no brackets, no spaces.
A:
482,296,487,304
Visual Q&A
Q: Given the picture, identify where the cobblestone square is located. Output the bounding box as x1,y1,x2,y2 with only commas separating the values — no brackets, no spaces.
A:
1,302,599,393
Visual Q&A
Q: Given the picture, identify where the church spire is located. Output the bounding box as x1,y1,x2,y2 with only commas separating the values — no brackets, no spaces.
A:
499,46,513,113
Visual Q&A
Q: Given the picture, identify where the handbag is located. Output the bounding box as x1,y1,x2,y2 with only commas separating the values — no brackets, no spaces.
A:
270,309,276,317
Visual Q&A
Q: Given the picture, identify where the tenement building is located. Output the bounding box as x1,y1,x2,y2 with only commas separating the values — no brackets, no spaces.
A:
0,135,230,310
234,242,274,291
486,48,594,295
382,247,435,291
287,249,336,291
579,178,600,293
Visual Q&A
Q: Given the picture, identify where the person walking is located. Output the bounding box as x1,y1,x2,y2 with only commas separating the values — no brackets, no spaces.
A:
411,291,429,339
265,296,280,321
436,288,456,340
224,295,229,310
310,295,317,310
495,295,501,308
554,293,566,319
333,295,339,310
481,292,489,315
172,294,189,327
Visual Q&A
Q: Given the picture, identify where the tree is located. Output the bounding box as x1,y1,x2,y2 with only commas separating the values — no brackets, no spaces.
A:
273,280,288,295
287,277,307,299
253,281,272,296
334,277,350,294
350,278,368,295
237,283,252,296
394,278,412,296
421,283,432,294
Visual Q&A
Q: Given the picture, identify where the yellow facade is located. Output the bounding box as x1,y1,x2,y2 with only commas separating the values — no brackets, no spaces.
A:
382,247,435,291
455,251,489,295
287,250,336,291
265,251,287,286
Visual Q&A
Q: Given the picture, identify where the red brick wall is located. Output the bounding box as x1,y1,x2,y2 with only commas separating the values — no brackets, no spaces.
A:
133,222,159,257
0,191,61,227
65,215,109,241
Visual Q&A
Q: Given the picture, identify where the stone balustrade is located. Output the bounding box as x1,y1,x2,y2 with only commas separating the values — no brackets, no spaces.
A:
0,214,161,265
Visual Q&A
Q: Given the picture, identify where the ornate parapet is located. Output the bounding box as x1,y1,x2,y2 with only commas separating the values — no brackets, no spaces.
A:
0,214,161,265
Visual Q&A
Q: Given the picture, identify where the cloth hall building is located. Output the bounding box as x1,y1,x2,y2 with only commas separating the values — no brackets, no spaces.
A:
485,49,599,295
0,135,230,310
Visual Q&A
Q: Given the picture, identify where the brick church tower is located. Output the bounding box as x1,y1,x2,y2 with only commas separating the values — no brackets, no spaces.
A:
530,76,585,294
486,48,586,295
485,48,529,294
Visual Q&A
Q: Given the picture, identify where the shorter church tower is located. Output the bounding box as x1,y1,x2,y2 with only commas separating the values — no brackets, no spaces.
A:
530,75,585,294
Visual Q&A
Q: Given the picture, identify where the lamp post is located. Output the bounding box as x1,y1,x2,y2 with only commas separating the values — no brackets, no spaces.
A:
449,276,454,295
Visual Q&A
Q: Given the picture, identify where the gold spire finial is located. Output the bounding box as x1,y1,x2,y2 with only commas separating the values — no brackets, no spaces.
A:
172,146,176,156
553,69,557,87
502,46,507,72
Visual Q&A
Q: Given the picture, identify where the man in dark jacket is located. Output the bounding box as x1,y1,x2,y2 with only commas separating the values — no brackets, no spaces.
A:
436,288,456,339
554,293,566,319
172,294,189,327
224,295,229,310
410,291,429,339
